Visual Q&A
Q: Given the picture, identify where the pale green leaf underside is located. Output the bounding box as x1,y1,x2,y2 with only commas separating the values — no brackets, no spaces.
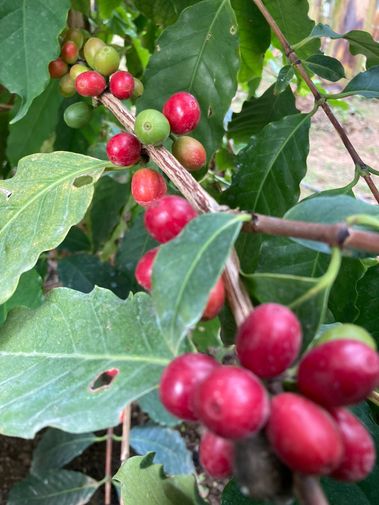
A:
0,288,177,438
0,152,109,305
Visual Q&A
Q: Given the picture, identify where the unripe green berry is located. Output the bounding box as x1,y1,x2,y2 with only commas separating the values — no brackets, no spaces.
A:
134,109,170,145
317,324,376,350
83,37,106,69
59,74,76,97
64,28,84,49
93,46,120,76
133,78,144,98
70,63,89,81
63,102,92,129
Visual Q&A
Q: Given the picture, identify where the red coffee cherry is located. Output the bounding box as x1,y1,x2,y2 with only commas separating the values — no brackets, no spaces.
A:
202,277,225,320
75,71,106,97
194,366,270,439
61,41,79,64
135,248,159,291
298,339,379,407
199,431,234,478
267,393,343,475
144,195,197,243
106,132,141,166
159,353,218,421
131,168,167,207
109,70,135,100
236,304,302,379
49,58,68,79
330,408,375,482
172,136,206,171
162,92,201,134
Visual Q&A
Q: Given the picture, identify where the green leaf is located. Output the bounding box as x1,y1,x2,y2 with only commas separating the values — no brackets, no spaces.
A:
0,152,109,305
0,0,70,123
0,288,179,437
228,84,297,143
98,0,123,18
231,0,270,83
224,113,310,215
114,454,206,505
138,389,179,427
339,66,379,99
0,110,9,166
137,0,198,26
0,269,43,326
58,254,131,299
138,0,240,158
305,54,345,82
153,213,245,353
31,429,97,477
222,480,261,504
7,470,99,505
355,265,379,344
192,317,222,352
90,175,130,251
130,425,195,475
6,81,63,166
57,226,91,253
274,65,295,95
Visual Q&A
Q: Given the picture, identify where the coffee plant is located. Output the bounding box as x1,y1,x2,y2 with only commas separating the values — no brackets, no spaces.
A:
0,1,379,504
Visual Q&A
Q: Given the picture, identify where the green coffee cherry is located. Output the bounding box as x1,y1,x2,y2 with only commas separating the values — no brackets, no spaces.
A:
59,74,76,97
134,109,170,145
93,46,120,76
64,28,84,49
63,102,92,129
317,324,377,350
83,37,106,69
133,78,144,98
69,63,89,81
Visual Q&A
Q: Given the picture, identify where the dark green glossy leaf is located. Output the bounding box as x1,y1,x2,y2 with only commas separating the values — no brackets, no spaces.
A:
153,213,245,353
305,54,345,82
274,65,295,95
57,226,91,253
138,0,240,158
0,110,9,166
192,317,222,352
98,0,123,18
137,0,198,26
340,66,379,99
222,480,262,504
224,113,310,215
355,265,379,344
235,231,262,274
138,389,179,427
228,84,297,143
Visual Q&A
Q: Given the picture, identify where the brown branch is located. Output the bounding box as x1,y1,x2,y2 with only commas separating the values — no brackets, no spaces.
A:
104,427,113,505
252,0,379,204
245,213,379,255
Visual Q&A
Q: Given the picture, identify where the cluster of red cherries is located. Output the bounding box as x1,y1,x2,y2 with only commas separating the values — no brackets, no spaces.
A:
160,304,379,484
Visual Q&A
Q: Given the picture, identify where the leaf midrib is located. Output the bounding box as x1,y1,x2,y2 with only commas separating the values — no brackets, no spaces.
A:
0,351,169,364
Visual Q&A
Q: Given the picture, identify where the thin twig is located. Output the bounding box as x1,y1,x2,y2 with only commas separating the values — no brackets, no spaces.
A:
252,0,379,204
294,475,330,505
120,404,132,462
105,427,114,505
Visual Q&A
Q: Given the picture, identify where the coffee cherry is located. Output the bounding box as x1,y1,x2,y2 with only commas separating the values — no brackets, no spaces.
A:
75,71,106,97
94,46,120,76
83,37,106,68
298,339,379,407
330,408,375,481
236,304,302,379
49,58,68,79
202,277,225,320
106,132,141,167
317,324,376,350
172,136,206,171
144,195,197,243
61,41,79,65
133,78,144,98
199,431,234,478
194,366,270,439
70,64,89,81
135,248,159,291
131,168,167,207
59,74,76,97
109,71,135,100
163,92,201,134
63,102,92,129
64,28,84,49
134,109,170,145
267,393,343,475
159,353,218,421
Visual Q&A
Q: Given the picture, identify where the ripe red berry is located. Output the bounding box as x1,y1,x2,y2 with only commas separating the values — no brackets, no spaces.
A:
109,70,135,100
172,136,206,171
159,353,218,421
75,71,106,97
330,408,375,482
49,58,68,79
236,304,302,379
131,168,167,207
144,195,197,243
61,41,79,64
163,92,201,134
194,366,269,439
298,339,379,407
202,277,225,320
199,431,234,478
106,132,141,166
267,393,343,475
135,248,159,291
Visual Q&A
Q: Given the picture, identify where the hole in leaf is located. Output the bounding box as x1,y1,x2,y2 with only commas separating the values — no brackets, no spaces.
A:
73,175,93,188
207,106,213,118
90,368,119,392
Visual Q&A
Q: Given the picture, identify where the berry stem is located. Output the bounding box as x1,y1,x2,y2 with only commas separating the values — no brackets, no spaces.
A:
294,475,330,505
104,427,113,505
120,404,131,462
